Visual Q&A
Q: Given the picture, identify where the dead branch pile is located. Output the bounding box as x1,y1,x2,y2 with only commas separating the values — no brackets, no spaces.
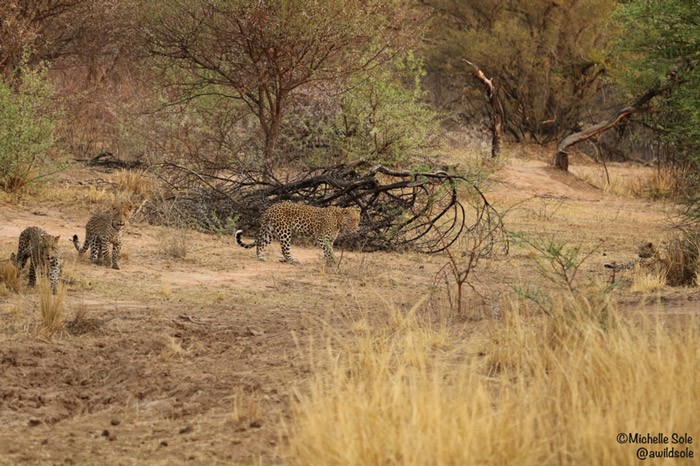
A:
142,161,506,254
75,151,145,170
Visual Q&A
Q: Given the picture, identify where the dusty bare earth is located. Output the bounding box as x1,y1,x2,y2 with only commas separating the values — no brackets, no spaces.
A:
0,155,696,465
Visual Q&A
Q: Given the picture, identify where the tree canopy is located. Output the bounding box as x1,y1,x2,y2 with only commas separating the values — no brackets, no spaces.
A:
428,0,617,143
144,0,410,174
615,0,700,162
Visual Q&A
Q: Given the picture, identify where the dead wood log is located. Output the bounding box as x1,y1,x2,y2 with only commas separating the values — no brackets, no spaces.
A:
464,59,504,157
554,78,677,171
74,151,144,170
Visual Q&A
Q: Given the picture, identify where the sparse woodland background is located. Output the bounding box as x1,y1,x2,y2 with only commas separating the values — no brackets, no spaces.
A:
3,0,700,269
1,0,698,192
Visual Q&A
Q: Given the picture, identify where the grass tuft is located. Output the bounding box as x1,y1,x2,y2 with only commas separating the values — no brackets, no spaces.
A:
574,165,688,200
230,386,263,426
113,169,156,200
0,261,21,293
162,228,190,259
631,265,667,293
665,231,700,287
38,278,66,335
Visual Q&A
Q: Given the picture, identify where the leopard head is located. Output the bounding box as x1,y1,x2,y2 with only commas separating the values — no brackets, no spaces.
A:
42,234,61,255
637,241,657,259
111,203,133,230
339,207,361,231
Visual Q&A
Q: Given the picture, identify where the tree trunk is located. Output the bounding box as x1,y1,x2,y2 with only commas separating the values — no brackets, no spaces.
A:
464,60,504,158
553,86,667,171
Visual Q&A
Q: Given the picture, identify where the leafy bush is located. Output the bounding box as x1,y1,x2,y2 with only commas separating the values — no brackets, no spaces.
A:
615,0,700,162
336,52,439,166
281,52,440,167
0,60,62,193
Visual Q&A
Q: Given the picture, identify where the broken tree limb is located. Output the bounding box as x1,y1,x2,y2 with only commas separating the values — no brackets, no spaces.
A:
553,76,678,171
553,106,653,171
464,59,504,157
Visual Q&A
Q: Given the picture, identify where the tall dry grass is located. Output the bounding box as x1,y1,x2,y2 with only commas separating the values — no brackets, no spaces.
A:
37,277,66,335
112,169,153,197
665,230,700,287
631,265,667,293
287,292,698,466
0,261,21,294
573,165,688,200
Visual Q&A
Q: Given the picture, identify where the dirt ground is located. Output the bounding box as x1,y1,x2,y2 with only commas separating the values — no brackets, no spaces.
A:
0,154,696,465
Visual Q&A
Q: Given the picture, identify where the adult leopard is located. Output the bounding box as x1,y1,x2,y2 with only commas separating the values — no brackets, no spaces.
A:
604,241,666,272
235,201,360,265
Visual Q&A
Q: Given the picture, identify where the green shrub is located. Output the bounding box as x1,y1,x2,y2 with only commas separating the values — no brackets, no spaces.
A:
0,60,62,193
283,51,440,168
337,52,439,166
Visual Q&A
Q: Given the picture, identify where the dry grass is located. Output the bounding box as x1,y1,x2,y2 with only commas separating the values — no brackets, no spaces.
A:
0,261,21,293
83,185,115,204
626,167,682,199
162,228,190,259
287,291,698,466
37,277,66,335
573,165,686,199
631,265,667,293
160,335,188,360
230,386,263,426
65,306,103,336
112,169,157,200
665,231,700,287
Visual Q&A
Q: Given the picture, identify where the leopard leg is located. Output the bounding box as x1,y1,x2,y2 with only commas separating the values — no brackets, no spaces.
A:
28,260,37,287
49,257,60,294
99,237,111,268
111,240,121,270
18,251,30,270
317,236,336,265
279,228,299,265
90,238,101,265
256,228,272,261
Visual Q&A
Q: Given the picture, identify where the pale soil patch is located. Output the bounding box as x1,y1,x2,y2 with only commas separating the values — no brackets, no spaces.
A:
0,155,695,464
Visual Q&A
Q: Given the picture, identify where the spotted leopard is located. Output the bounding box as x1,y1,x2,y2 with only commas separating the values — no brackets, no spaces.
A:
235,201,361,265
73,204,132,269
11,226,62,294
604,241,666,272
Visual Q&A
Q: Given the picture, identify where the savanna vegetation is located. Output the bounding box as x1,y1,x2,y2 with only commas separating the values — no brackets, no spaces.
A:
0,0,698,464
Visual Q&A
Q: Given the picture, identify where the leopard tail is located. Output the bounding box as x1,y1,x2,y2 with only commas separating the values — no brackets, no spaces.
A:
72,234,89,254
235,230,256,249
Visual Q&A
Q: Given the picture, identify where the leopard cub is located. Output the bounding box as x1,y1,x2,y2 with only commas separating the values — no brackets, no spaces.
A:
12,226,62,294
604,241,667,274
73,204,132,269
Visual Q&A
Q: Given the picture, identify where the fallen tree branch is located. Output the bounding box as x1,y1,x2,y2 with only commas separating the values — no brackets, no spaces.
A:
553,70,683,171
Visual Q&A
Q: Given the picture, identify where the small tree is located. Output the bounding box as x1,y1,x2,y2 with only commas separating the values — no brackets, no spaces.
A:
332,52,439,166
427,0,616,143
0,61,61,192
145,0,409,173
